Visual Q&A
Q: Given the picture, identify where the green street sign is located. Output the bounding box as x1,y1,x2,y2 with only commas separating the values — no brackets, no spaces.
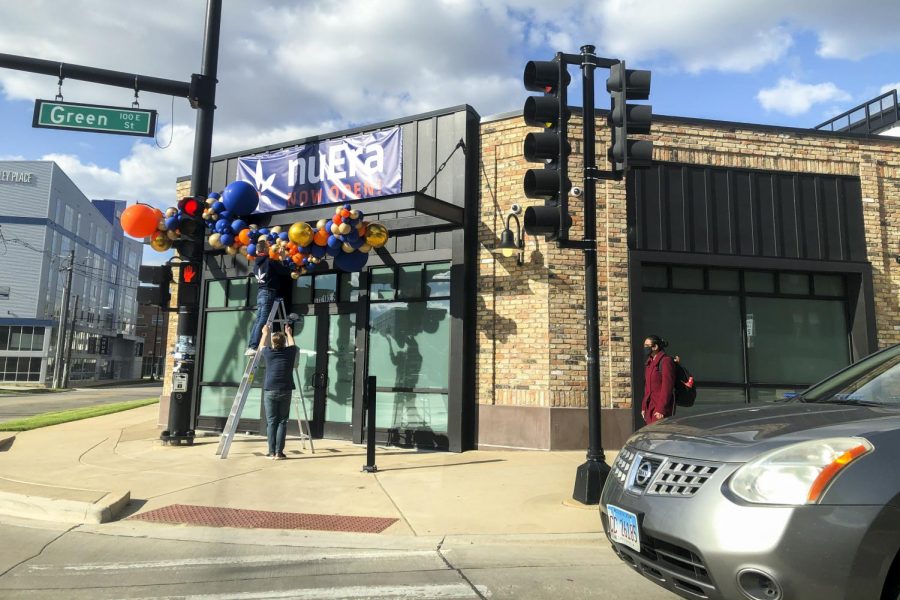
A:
32,99,157,137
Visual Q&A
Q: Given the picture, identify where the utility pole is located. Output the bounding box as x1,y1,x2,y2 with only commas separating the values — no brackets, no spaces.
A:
52,250,75,389
151,304,161,380
62,294,80,388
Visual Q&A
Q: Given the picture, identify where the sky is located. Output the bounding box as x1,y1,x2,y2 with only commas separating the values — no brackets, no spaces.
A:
0,0,898,266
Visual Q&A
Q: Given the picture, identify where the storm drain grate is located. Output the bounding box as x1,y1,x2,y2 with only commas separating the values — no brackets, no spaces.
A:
128,504,398,533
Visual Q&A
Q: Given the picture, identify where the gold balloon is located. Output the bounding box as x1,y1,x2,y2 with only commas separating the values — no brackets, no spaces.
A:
342,242,354,253
338,223,351,235
291,271,300,280
165,207,177,218
208,233,222,248
150,231,172,252
166,230,179,240
288,222,313,246
226,246,238,256
271,226,282,234
359,243,372,253
365,222,389,249
316,218,328,230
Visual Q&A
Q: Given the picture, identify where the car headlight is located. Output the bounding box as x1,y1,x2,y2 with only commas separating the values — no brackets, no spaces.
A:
729,437,873,505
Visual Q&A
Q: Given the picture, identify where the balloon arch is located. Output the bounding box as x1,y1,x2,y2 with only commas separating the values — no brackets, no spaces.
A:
120,181,390,277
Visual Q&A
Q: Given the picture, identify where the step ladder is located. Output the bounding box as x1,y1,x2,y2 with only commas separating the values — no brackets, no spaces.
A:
216,298,315,459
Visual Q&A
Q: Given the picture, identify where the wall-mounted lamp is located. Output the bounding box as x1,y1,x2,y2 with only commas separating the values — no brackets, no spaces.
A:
494,211,525,265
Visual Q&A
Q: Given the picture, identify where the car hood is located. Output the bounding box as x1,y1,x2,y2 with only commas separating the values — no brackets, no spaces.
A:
626,402,900,462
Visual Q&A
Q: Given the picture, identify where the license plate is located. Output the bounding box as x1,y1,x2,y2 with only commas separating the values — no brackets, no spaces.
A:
607,504,641,552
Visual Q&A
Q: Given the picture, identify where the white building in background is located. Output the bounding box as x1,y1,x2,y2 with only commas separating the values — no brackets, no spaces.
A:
0,160,143,384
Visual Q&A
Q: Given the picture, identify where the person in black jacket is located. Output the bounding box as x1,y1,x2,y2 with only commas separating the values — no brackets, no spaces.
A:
246,239,293,356
258,322,298,459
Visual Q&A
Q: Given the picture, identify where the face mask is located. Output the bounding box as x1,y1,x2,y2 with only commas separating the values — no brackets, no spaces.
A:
643,346,653,357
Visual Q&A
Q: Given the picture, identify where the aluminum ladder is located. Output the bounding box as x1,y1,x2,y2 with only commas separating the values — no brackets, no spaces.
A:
216,298,315,458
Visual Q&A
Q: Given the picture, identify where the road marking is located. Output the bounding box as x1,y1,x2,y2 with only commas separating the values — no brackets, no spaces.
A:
125,583,491,599
28,549,439,572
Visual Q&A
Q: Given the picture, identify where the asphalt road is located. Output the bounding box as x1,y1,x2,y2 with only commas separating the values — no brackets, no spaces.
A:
0,383,162,423
0,519,675,600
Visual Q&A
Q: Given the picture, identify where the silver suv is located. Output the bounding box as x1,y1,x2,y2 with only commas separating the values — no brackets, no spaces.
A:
601,345,900,600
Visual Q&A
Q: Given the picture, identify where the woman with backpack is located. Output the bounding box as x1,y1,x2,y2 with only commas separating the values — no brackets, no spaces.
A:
641,335,676,425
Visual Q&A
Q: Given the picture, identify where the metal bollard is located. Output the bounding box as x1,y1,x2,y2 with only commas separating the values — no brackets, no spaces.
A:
362,376,377,473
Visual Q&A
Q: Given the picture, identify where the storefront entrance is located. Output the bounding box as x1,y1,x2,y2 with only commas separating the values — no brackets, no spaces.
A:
292,298,359,440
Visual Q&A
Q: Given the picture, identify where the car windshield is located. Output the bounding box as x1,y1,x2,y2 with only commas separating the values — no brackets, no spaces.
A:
799,345,900,406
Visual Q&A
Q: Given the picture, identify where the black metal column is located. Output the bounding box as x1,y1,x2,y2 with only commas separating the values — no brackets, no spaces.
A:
573,44,611,505
164,0,222,444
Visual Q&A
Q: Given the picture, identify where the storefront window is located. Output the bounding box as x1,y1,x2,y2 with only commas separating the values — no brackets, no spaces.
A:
207,280,227,308
368,300,450,433
708,269,739,291
339,272,360,303
398,265,423,300
641,265,667,288
779,273,809,295
314,274,338,303
293,276,311,304
228,279,249,307
745,271,774,293
370,267,395,300
672,267,703,290
425,262,451,297
746,297,849,384
201,311,256,383
814,274,844,297
641,293,745,385
199,386,263,420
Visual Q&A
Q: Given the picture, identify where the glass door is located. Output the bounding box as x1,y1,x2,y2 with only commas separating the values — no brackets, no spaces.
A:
290,303,358,439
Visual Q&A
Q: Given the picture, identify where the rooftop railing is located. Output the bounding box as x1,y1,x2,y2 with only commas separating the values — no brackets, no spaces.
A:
815,90,899,135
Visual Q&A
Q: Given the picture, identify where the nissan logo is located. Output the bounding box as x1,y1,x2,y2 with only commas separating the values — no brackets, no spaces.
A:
635,460,655,486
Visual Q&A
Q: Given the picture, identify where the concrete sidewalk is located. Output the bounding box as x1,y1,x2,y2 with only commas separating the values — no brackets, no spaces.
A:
0,405,608,537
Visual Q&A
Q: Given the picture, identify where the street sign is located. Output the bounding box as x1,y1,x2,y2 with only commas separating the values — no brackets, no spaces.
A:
32,99,157,137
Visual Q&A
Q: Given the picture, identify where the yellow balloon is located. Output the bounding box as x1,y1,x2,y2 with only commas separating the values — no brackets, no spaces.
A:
342,242,354,253
365,222,389,249
150,231,172,252
288,222,314,246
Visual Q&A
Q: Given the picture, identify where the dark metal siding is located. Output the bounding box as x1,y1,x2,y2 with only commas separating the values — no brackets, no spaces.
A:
628,163,867,262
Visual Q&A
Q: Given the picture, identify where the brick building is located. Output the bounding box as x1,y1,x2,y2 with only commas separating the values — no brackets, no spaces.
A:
158,96,900,451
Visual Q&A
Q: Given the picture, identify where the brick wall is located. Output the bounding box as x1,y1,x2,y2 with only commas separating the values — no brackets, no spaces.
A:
477,113,900,431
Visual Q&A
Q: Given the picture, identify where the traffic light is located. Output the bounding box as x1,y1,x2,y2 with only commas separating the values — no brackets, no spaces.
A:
138,265,172,308
173,196,205,262
606,61,652,173
522,57,573,242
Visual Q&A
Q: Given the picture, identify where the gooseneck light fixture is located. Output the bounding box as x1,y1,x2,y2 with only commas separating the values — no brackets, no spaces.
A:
494,212,525,265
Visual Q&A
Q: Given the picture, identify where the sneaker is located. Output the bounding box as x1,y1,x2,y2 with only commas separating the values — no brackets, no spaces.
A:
275,452,287,460
265,452,274,458
244,348,257,357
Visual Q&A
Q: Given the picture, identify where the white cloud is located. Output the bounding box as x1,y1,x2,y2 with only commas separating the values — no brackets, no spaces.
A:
757,78,851,116
881,83,900,96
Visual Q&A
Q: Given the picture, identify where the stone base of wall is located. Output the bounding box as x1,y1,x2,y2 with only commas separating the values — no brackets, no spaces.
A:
476,405,633,450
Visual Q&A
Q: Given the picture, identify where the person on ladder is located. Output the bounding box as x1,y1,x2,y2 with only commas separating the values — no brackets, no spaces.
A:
246,238,293,357
259,322,298,459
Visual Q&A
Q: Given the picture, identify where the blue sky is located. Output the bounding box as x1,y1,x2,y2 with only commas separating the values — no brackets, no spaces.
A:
0,0,898,265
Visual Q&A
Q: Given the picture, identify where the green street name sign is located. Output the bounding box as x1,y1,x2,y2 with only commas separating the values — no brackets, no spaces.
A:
32,99,157,138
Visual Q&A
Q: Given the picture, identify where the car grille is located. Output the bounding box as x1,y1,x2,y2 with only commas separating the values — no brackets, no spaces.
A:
612,447,636,485
645,459,719,497
641,534,710,584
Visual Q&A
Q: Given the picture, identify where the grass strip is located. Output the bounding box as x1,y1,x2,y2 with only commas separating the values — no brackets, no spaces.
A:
0,398,158,432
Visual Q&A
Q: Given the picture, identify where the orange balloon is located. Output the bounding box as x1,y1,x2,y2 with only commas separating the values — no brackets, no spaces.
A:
237,229,251,245
292,253,302,265
340,209,350,218
120,204,160,238
314,229,329,246
357,223,367,237
332,215,342,225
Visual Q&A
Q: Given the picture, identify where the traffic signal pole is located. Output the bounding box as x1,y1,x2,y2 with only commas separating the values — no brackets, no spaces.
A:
572,45,612,504
164,0,222,445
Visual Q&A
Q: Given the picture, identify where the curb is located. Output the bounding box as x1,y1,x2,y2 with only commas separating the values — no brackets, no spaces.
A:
0,488,130,525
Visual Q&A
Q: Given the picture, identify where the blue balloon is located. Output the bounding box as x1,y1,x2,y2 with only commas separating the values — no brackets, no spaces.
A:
278,232,289,242
219,210,232,221
215,219,230,233
355,210,364,220
219,233,234,246
309,244,327,259
334,251,369,272
350,236,365,249
222,180,259,216
346,229,360,243
258,228,270,236
231,219,247,234
247,243,256,255
327,235,342,250
211,201,225,214
208,192,221,200
165,216,179,231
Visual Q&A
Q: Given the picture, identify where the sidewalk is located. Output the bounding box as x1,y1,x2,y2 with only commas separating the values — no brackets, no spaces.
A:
0,405,610,537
